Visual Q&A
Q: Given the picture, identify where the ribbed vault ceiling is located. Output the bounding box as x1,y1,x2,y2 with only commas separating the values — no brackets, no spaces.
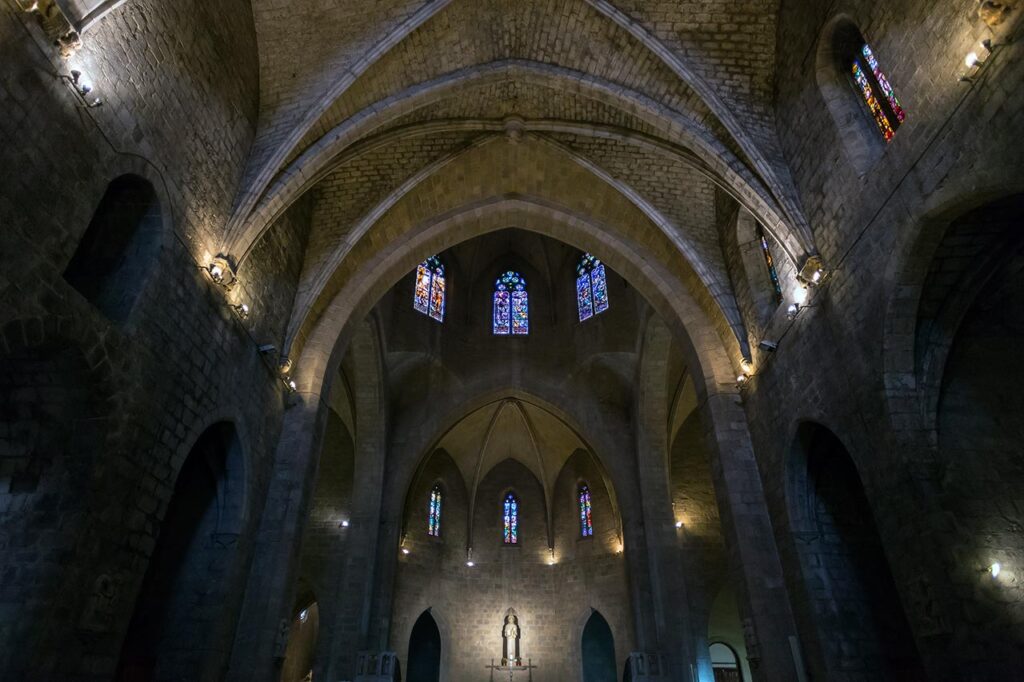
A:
230,0,812,371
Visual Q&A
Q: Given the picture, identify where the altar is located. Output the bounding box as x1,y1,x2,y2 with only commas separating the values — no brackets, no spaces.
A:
485,659,537,682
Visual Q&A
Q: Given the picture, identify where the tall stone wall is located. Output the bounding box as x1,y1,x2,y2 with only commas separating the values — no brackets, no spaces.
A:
0,1,311,679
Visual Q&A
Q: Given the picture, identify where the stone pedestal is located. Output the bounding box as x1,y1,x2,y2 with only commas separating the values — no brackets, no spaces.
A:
353,651,399,682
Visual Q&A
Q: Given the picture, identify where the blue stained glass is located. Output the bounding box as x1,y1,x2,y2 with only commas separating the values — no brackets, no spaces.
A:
577,254,610,321
577,272,594,321
757,224,783,303
579,485,593,537
414,256,445,322
503,492,519,544
494,271,528,335
592,263,609,314
428,485,442,536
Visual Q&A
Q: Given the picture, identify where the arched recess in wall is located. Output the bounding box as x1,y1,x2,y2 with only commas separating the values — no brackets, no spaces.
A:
707,583,751,682
785,422,925,682
816,18,890,174
116,422,248,682
926,195,1024,676
280,591,319,682
407,610,441,682
581,610,617,682
0,324,114,675
733,207,792,330
63,174,162,323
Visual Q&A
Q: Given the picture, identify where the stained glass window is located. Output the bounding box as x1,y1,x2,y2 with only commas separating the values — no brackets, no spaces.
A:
503,492,519,544
494,271,528,335
578,484,593,537
756,224,783,303
413,256,445,322
576,254,610,322
850,43,904,142
428,485,442,537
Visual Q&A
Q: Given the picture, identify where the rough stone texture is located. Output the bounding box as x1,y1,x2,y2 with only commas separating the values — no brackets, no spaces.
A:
3,1,1024,681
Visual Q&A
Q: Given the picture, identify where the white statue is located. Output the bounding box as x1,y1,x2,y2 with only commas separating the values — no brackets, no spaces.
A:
501,609,521,666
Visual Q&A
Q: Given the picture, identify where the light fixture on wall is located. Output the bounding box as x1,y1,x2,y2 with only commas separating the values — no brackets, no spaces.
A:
989,562,1002,578
62,69,102,108
787,286,809,320
231,303,250,319
206,256,236,287
736,358,753,388
339,519,350,529
798,255,827,287
961,39,994,82
675,520,683,529
466,548,475,567
548,548,556,566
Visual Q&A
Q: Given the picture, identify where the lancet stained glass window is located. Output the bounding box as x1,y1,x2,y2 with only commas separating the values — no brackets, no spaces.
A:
576,254,610,322
579,484,593,537
428,485,442,537
503,492,519,544
413,256,446,322
756,223,783,303
850,43,905,142
494,271,528,335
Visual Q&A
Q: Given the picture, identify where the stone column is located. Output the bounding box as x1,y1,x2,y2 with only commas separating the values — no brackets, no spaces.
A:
226,399,327,682
700,393,803,682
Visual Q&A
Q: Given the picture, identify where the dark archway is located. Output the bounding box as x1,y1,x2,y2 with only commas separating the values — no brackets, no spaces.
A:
932,195,1024,676
407,610,441,682
116,422,246,682
581,610,616,682
63,174,162,323
787,423,924,682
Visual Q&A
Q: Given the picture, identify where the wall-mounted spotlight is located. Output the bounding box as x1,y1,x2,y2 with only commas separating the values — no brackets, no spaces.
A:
231,303,250,319
989,562,1002,578
675,520,684,529
736,358,753,388
286,379,298,393
961,39,995,83
758,340,778,353
466,548,475,567
62,69,102,108
548,548,556,566
339,519,350,529
402,547,410,555
787,286,809,320
798,255,827,287
206,256,236,287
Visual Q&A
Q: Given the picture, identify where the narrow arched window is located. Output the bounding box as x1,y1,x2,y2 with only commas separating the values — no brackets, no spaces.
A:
756,223,783,304
494,271,528,335
850,42,905,142
428,485,443,537
413,256,446,322
576,254,610,322
503,492,519,544
578,484,593,537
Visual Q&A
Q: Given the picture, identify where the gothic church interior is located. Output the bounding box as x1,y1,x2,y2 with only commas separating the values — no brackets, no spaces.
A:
1,1,1022,681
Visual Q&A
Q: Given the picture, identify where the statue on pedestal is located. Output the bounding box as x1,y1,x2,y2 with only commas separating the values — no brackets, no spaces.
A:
501,608,521,666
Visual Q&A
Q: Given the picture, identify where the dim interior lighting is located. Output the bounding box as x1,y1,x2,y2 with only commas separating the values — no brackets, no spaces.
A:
965,51,982,68
209,262,224,282
675,520,683,529
787,303,800,320
288,379,297,392
466,560,475,567
339,519,349,528
736,373,750,387
402,548,410,555
232,303,250,319
990,562,1002,578
548,548,556,566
